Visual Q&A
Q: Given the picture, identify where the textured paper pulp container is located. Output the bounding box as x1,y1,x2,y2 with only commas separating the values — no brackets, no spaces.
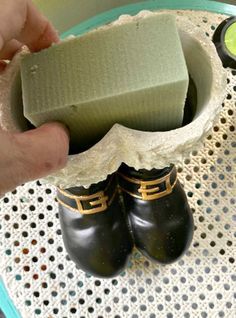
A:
0,12,226,189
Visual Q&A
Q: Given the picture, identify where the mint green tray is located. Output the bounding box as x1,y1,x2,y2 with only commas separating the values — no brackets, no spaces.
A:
0,279,21,318
61,0,236,38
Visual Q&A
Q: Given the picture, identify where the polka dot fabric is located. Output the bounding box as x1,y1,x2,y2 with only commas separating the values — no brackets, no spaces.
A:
0,11,235,318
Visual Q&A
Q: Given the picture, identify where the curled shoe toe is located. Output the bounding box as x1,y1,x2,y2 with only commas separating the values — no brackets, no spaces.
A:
118,164,194,264
58,174,133,278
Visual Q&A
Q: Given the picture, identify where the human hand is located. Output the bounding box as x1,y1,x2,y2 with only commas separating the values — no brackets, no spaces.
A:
0,0,69,195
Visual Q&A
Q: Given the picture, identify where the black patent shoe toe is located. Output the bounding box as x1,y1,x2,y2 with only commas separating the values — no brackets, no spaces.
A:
128,184,194,264
118,164,194,264
57,174,133,278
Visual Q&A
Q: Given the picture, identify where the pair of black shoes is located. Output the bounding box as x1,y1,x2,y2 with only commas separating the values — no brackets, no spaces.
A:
57,164,194,278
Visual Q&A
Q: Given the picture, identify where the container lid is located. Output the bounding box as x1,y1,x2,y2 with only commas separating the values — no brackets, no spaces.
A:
213,16,236,69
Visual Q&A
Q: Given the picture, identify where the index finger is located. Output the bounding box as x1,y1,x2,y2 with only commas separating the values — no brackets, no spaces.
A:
0,0,59,53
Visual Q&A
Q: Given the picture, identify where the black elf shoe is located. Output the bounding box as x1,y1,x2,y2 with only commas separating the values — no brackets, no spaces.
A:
57,174,133,278
118,164,194,264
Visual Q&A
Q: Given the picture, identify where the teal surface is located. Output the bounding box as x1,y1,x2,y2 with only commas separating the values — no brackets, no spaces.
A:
61,0,236,38
0,279,21,318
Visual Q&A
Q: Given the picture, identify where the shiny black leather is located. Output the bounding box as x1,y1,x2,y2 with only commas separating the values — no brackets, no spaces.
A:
118,164,194,264
57,174,133,278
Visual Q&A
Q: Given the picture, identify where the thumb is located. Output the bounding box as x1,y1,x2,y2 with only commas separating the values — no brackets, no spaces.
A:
0,122,69,195
15,122,69,182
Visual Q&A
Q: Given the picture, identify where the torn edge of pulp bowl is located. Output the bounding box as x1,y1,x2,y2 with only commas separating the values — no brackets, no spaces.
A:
0,11,227,188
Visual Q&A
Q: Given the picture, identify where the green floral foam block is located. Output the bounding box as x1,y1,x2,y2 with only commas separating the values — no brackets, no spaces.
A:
21,14,189,149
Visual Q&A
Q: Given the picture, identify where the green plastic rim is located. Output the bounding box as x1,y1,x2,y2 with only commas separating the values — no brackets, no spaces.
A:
224,22,236,56
61,0,236,38
0,279,21,318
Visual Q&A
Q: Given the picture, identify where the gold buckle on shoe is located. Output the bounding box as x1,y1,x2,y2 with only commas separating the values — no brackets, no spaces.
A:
119,167,177,201
57,189,110,215
138,174,172,200
75,191,109,214
57,175,118,215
